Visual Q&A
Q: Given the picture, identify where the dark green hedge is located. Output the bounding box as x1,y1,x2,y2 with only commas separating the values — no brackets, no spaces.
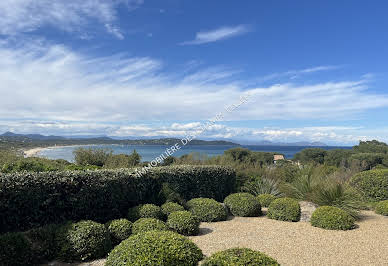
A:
350,169,388,202
202,248,279,266
0,165,235,233
310,206,355,230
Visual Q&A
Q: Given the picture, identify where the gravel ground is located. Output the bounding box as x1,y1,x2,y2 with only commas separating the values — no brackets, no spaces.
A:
45,211,388,266
189,210,388,266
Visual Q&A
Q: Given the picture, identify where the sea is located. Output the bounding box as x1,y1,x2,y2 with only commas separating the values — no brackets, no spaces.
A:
36,144,351,162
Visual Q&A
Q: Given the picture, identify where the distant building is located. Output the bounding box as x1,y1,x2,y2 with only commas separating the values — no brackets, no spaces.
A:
273,154,285,164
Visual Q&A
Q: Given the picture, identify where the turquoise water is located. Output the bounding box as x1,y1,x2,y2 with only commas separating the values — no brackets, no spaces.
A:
37,144,350,162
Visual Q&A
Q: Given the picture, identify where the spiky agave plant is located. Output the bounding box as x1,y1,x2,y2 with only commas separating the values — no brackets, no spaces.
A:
241,176,283,197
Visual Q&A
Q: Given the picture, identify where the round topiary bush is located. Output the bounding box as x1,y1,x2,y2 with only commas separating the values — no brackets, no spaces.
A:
132,218,169,234
105,219,132,246
0,232,33,266
310,206,355,230
202,248,279,266
257,194,277,207
224,193,262,217
267,197,301,222
55,220,112,262
350,169,388,201
105,230,203,266
375,200,388,216
161,202,185,216
186,198,227,222
128,204,164,221
167,211,200,236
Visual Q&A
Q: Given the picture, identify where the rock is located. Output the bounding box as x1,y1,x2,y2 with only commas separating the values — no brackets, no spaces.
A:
299,201,318,222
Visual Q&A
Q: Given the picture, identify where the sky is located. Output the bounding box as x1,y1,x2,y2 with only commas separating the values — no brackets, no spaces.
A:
0,0,388,145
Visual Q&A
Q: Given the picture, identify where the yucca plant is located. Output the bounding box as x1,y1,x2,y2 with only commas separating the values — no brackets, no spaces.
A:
241,176,282,197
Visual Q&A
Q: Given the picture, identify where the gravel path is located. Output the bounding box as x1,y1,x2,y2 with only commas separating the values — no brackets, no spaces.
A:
189,210,388,266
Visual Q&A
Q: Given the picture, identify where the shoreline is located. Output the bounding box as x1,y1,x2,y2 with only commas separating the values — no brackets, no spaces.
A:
23,145,84,158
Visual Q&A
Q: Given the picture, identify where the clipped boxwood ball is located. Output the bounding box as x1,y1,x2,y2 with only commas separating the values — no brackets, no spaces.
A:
106,219,132,245
311,206,355,230
267,197,301,222
0,232,33,266
202,248,279,266
128,204,164,221
105,230,203,266
257,194,277,207
132,218,168,234
186,198,227,222
161,202,185,216
167,211,200,236
55,220,112,262
375,200,388,216
224,193,262,217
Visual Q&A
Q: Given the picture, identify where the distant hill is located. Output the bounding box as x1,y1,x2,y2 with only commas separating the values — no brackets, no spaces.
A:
237,139,328,146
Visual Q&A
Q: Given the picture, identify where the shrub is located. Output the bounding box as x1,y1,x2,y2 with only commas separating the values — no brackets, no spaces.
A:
167,211,200,236
0,166,234,233
375,200,388,216
202,248,279,266
24,223,61,264
55,220,112,262
241,177,282,197
350,169,388,201
224,193,262,217
0,232,33,266
257,194,277,207
131,218,169,234
310,206,355,230
267,197,301,222
106,219,132,246
73,147,112,167
161,202,185,216
186,198,227,222
106,230,203,266
128,204,164,221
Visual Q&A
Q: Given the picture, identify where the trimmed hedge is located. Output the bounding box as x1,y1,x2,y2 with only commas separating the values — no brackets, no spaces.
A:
0,165,235,233
128,204,163,221
161,202,185,216
0,232,33,266
55,220,112,262
167,211,200,236
202,248,279,266
105,230,203,266
375,200,388,216
224,193,262,217
186,198,227,222
350,169,388,201
132,218,169,234
257,194,276,207
106,219,132,246
267,198,301,222
310,206,355,230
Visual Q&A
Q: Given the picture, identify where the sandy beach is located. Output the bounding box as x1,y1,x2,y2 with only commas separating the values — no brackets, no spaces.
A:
23,147,46,157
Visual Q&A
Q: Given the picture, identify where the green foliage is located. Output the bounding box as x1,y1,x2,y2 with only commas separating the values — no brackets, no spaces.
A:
55,220,112,262
0,165,234,233
161,202,185,216
73,147,112,167
353,140,388,154
257,194,277,207
310,206,355,230
267,197,301,222
105,230,203,266
324,149,354,167
294,148,327,164
158,182,186,206
128,204,164,221
224,193,262,217
375,200,388,216
0,232,33,266
24,223,61,263
186,198,227,222
131,218,168,234
350,153,387,170
106,219,132,246
350,169,388,201
167,211,200,236
241,176,282,196
224,147,251,162
104,150,141,168
202,248,279,266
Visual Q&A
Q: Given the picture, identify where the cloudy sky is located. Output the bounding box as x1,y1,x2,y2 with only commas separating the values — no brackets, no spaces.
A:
0,0,388,145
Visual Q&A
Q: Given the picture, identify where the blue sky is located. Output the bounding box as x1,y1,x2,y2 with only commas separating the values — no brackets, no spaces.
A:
0,0,388,145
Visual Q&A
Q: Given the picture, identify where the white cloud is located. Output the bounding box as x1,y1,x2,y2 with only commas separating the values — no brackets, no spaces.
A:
181,25,251,45
0,0,142,38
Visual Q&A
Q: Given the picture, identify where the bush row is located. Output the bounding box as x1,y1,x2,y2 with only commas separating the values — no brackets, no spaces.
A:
0,165,235,233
